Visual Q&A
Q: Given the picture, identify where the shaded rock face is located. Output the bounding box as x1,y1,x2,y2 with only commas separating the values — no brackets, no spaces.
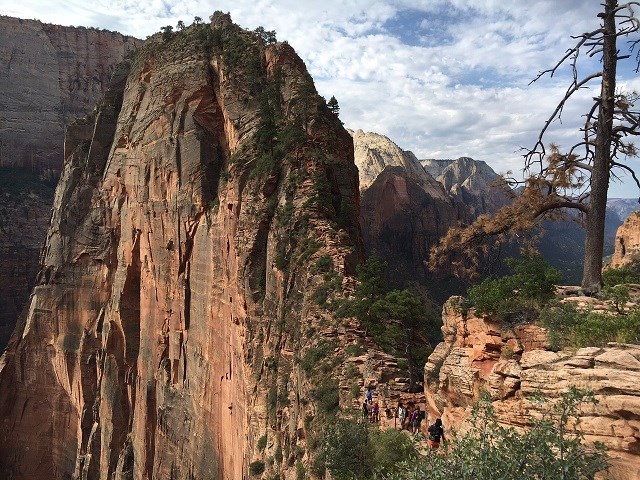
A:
0,16,140,353
611,212,640,268
425,298,640,480
0,176,54,349
360,166,471,300
0,15,140,176
0,16,361,480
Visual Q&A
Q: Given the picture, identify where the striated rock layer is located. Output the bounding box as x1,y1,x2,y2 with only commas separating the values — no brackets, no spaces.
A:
0,15,140,176
0,15,361,480
425,298,640,480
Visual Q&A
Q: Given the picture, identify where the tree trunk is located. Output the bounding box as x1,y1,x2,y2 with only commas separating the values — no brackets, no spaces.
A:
581,0,617,294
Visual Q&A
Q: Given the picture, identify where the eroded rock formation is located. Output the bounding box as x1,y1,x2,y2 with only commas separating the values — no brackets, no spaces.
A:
0,16,140,352
425,298,640,480
0,15,361,479
611,211,640,268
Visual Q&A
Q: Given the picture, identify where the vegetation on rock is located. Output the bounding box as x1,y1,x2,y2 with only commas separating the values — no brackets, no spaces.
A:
338,253,442,391
466,253,561,323
387,388,608,480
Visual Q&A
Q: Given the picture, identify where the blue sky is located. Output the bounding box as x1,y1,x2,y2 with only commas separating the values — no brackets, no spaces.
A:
2,0,640,197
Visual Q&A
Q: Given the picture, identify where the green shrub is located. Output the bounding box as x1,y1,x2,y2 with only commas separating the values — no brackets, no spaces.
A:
257,435,268,451
300,341,336,374
601,283,630,313
249,460,265,476
322,419,372,480
313,254,333,273
539,301,640,349
296,460,306,480
315,378,339,415
345,343,363,356
467,254,561,322
603,258,640,286
275,444,283,464
370,428,419,477
344,363,359,379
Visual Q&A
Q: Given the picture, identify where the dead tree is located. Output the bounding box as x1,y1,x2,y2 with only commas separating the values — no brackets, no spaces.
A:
431,0,640,294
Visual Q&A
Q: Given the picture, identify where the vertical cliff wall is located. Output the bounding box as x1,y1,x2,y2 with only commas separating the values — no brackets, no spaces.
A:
0,16,141,353
0,15,140,175
0,14,361,480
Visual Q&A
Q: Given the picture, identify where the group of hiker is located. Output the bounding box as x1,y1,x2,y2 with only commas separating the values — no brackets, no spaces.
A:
361,387,446,449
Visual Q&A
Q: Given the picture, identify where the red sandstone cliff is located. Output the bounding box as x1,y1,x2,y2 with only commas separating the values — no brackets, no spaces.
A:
0,16,141,353
611,211,640,268
0,14,361,479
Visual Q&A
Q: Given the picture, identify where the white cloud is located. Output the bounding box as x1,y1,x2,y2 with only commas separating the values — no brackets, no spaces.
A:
2,0,639,197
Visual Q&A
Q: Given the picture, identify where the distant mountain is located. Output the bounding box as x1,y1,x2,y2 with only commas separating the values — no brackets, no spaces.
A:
351,129,447,200
354,131,624,289
607,198,639,223
421,157,510,216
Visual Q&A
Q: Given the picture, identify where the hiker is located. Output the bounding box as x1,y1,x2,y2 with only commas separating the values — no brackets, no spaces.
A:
397,403,406,430
427,418,445,449
362,402,369,421
372,402,380,422
412,405,422,433
365,386,373,405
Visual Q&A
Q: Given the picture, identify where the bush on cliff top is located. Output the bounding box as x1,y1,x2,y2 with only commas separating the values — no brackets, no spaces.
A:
540,301,640,349
466,253,561,323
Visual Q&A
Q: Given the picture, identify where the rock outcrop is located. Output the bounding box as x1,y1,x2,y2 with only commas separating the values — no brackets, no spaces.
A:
0,16,141,353
0,15,361,480
611,211,640,268
425,298,640,480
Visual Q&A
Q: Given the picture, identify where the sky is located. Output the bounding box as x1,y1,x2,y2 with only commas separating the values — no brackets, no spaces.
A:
2,0,640,197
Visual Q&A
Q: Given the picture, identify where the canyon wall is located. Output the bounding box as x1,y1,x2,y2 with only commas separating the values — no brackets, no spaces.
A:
425,298,640,480
0,14,361,479
0,15,140,175
0,16,140,352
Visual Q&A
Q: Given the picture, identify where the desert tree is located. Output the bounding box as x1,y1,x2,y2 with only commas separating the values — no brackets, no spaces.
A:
327,95,340,116
431,0,640,293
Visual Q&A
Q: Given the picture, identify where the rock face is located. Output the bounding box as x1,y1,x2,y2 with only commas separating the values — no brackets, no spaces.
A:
422,157,509,215
0,16,140,353
0,15,361,480
611,212,640,268
0,175,54,350
425,298,640,480
0,15,140,176
352,129,447,199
